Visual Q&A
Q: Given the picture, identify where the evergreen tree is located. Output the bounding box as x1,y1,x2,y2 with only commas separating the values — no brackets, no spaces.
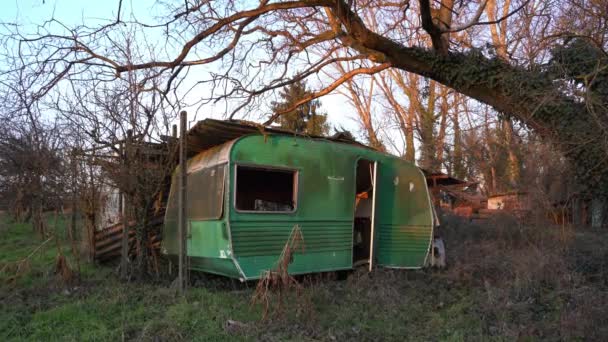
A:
271,81,330,136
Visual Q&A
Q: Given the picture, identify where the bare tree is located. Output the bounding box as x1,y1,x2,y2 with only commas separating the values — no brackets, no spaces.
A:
1,0,607,224
46,31,180,278
330,58,385,150
0,94,67,235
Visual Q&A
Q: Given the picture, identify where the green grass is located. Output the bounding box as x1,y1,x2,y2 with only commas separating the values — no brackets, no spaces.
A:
1,212,607,341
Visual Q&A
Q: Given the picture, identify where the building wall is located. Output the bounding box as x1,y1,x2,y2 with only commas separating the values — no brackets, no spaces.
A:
97,186,121,230
487,193,530,211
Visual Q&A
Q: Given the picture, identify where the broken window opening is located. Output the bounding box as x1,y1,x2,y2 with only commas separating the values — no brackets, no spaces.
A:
235,165,297,212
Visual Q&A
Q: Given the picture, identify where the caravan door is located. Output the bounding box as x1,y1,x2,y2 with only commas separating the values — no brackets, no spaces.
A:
375,162,434,268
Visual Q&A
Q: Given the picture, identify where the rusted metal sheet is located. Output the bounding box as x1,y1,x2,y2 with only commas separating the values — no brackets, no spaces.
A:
184,119,368,157
487,191,530,211
93,215,163,262
186,140,234,173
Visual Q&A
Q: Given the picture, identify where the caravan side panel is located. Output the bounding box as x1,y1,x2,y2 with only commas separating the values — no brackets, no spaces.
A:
162,142,241,278
229,135,356,280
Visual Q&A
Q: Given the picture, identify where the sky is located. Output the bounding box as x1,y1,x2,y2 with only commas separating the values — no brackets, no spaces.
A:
2,0,120,27
1,0,363,136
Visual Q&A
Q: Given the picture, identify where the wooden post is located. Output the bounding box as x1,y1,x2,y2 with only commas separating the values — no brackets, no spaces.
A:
169,124,177,277
69,149,78,242
87,165,97,263
118,142,124,234
69,148,81,277
120,130,133,278
178,111,188,293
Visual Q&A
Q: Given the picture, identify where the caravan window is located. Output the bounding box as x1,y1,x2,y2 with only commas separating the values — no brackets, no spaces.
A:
235,165,297,212
186,164,226,220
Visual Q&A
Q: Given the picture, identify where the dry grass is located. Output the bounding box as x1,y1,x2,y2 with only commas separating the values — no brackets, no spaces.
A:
3,212,608,340
439,211,608,340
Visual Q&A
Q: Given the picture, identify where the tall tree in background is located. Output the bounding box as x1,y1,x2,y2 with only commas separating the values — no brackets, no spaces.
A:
271,81,330,136
451,94,466,180
485,0,521,189
550,37,608,225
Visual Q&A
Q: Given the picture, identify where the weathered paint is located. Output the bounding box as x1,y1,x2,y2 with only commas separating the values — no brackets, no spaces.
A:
162,134,434,280
162,142,238,278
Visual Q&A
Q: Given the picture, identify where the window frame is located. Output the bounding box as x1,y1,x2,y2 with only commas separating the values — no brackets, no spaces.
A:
233,163,299,214
185,163,227,221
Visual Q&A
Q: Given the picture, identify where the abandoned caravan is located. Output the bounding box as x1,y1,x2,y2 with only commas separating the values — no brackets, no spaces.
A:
161,119,435,281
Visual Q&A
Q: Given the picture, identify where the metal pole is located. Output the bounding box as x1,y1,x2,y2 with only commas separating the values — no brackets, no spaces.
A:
178,111,188,293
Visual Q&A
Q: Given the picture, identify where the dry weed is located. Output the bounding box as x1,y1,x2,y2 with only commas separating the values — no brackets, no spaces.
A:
251,225,313,320
54,253,73,286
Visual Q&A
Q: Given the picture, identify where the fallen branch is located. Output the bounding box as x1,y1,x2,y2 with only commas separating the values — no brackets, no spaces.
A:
0,237,53,286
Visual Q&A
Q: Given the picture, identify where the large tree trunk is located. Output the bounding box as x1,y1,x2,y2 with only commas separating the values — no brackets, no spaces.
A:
331,1,608,195
486,0,520,190
502,119,520,189
419,80,437,171
434,87,449,169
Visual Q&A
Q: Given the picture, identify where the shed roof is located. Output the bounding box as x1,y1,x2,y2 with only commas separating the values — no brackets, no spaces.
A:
185,119,368,157
421,169,468,187
487,191,528,199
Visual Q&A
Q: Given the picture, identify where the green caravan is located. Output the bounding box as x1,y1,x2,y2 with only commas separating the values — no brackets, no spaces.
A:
161,119,435,281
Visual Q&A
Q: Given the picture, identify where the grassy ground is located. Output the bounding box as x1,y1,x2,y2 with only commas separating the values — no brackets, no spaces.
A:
1,212,608,341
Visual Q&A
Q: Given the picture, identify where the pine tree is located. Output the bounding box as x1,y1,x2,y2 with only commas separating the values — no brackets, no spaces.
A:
271,81,330,136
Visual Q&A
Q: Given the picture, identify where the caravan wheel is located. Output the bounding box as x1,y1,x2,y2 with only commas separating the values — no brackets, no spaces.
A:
429,237,446,269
